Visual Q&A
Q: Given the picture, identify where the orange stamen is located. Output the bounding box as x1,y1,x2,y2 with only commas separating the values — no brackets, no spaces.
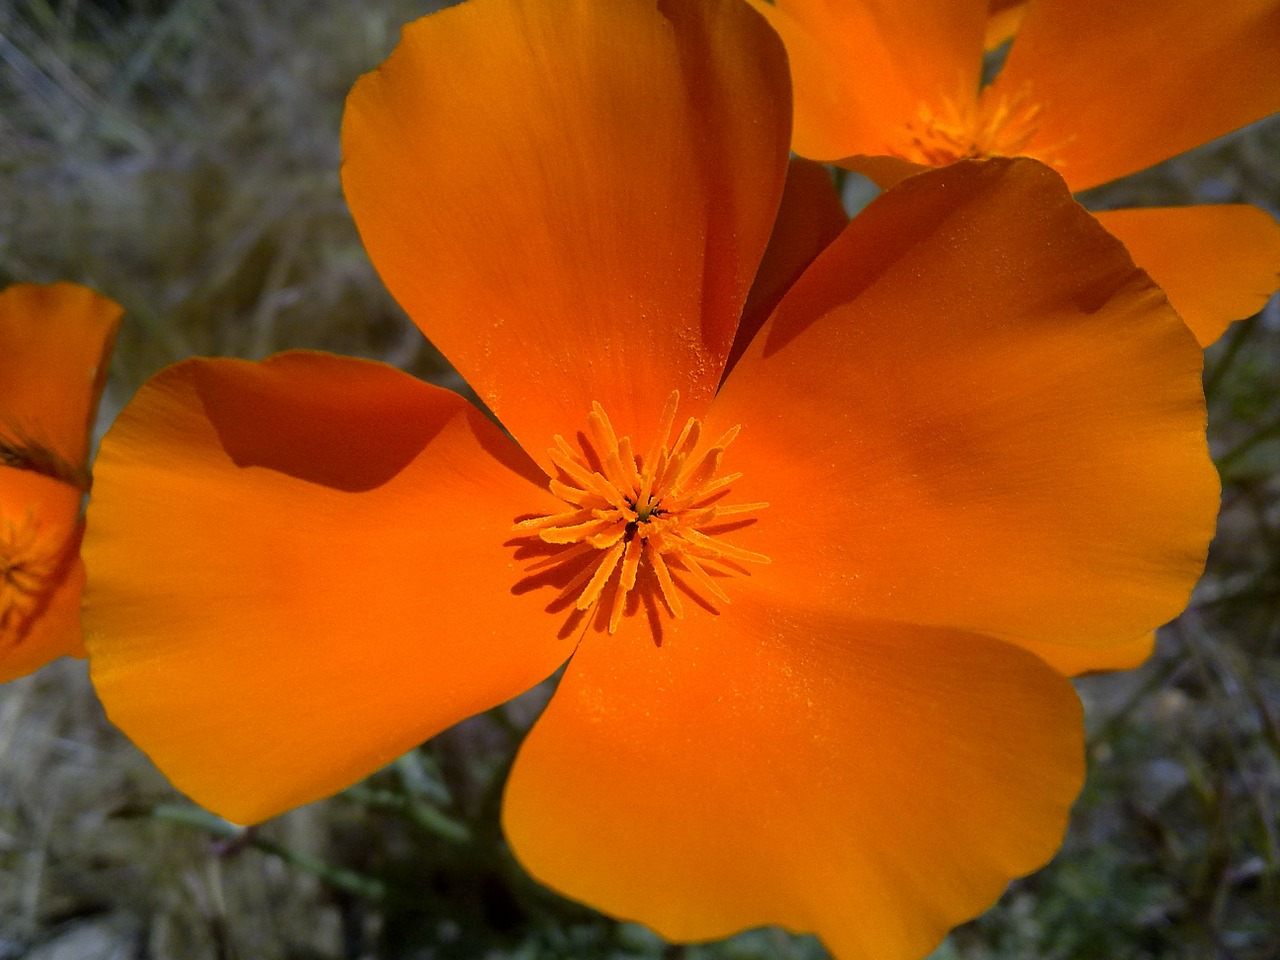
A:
0,508,62,635
514,392,769,634
894,81,1066,169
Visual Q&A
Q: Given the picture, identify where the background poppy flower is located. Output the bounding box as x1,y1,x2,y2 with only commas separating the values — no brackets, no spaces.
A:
1,282,121,682
753,0,1280,346
81,0,1217,957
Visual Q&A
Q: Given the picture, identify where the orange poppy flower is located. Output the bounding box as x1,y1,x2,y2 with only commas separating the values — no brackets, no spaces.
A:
753,0,1280,346
1,283,121,683
82,0,1216,956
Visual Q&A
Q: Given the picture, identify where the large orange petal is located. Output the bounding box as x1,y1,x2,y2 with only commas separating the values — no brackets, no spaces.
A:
83,352,571,824
994,0,1280,190
341,0,790,465
710,159,1218,651
0,467,85,682
729,157,848,377
751,0,987,164
0,283,121,475
1094,205,1280,347
504,598,1083,960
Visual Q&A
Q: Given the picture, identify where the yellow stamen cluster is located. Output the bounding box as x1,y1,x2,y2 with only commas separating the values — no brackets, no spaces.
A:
515,392,768,634
0,509,61,635
897,83,1056,167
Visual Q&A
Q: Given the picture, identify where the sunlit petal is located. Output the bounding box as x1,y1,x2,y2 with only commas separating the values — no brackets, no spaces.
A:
342,0,790,463
1095,205,1280,346
751,0,987,165
84,352,571,823
0,283,121,477
505,599,1082,960
713,159,1218,650
995,0,1280,189
1020,632,1156,677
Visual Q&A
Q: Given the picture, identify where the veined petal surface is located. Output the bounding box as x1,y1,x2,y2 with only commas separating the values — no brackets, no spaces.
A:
84,352,570,823
751,0,987,164
341,0,790,463
1094,205,1280,346
712,159,1218,650
996,0,1280,190
0,283,121,476
504,598,1083,960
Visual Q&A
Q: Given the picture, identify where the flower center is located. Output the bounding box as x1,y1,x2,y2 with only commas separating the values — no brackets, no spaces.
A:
0,508,62,636
895,83,1054,167
514,391,768,635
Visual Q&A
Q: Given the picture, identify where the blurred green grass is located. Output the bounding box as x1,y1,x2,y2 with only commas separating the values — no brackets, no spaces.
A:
1,1,1278,958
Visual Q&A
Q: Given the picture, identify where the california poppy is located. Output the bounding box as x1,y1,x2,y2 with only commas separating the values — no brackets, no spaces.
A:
81,0,1217,957
754,0,1280,346
1,283,121,683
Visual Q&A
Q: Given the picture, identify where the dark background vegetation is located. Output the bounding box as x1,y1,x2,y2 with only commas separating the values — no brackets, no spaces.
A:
1,0,1277,957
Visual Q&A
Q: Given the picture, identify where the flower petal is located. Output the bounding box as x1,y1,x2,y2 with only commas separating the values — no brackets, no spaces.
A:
1094,205,1280,347
751,0,988,164
0,467,85,682
729,157,848,377
711,159,1218,650
83,352,571,823
1019,632,1156,677
504,598,1083,960
994,0,1280,190
0,283,121,476
341,0,790,462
